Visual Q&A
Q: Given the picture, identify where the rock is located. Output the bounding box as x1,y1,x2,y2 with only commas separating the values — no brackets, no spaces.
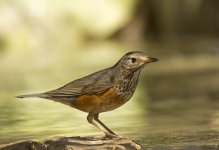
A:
0,136,141,150
0,140,46,150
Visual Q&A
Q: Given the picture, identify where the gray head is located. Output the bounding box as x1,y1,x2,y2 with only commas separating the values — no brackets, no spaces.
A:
118,51,158,71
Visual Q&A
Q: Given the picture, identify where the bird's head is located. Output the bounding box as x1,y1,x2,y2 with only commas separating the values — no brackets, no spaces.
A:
119,51,158,71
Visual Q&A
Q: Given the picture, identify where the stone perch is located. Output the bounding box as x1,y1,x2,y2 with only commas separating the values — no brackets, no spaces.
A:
0,136,141,150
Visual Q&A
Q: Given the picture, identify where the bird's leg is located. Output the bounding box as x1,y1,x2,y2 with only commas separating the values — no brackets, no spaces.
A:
87,113,118,138
94,114,117,136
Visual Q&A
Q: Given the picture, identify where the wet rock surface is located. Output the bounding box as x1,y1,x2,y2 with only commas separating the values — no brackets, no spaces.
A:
0,136,141,150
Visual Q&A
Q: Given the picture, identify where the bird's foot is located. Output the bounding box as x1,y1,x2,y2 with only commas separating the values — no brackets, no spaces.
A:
90,133,121,140
103,133,121,139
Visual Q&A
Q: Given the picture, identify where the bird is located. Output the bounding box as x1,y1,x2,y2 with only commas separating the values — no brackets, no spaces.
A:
17,51,158,138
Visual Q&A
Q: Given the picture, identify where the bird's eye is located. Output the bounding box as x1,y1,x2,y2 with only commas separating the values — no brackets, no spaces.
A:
131,57,136,63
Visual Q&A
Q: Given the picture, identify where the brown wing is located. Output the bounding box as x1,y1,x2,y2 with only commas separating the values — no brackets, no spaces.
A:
43,67,114,99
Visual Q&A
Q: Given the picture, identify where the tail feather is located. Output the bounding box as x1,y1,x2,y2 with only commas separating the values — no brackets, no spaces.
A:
16,93,46,99
16,92,76,107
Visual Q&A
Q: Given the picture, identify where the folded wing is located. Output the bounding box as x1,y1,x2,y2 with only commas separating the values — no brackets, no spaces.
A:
44,68,114,100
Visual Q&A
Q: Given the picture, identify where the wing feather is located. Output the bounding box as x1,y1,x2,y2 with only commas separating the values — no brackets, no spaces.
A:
44,67,114,99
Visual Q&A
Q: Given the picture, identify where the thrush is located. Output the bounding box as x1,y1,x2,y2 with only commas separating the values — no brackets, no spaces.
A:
17,51,158,138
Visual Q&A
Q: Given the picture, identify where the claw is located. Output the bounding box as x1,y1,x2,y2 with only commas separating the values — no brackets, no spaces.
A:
104,133,121,139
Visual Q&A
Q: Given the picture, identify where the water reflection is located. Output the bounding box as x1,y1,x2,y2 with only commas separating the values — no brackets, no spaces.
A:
0,40,219,149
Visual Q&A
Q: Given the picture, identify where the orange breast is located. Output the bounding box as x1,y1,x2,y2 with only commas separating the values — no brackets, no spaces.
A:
73,88,125,113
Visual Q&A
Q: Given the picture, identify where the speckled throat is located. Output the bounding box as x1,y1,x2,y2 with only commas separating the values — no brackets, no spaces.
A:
113,66,142,101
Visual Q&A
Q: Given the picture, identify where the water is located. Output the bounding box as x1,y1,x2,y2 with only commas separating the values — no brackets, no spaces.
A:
0,39,219,149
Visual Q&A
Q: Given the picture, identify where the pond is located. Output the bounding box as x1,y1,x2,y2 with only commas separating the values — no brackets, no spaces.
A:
0,39,219,149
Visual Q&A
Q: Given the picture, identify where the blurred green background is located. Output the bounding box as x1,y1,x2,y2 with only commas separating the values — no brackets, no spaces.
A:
0,0,219,149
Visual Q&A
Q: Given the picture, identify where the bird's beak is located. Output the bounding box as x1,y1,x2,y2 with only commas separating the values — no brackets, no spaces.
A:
143,57,159,64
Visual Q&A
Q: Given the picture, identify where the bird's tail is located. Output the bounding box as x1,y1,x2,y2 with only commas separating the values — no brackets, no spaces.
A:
16,93,47,99
16,91,76,107
16,92,75,107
